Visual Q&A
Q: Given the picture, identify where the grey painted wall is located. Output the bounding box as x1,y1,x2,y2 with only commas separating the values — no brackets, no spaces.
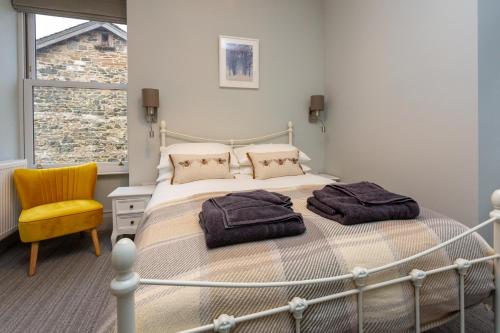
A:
478,0,500,243
0,0,20,160
96,174,129,228
127,0,326,185
323,0,479,227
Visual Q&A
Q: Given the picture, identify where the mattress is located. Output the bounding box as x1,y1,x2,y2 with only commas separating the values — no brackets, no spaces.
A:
99,176,495,333
146,174,333,213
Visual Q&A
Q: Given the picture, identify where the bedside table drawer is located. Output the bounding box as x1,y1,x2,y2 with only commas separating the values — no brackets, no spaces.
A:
116,213,142,230
116,198,147,214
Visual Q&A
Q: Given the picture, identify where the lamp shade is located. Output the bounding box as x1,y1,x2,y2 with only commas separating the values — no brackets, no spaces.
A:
310,95,324,111
142,88,159,108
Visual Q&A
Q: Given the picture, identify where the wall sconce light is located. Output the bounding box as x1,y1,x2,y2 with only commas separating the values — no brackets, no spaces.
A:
309,95,325,133
142,88,159,138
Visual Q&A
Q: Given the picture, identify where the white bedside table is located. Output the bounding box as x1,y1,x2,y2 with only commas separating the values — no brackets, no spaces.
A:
317,173,341,182
108,185,155,246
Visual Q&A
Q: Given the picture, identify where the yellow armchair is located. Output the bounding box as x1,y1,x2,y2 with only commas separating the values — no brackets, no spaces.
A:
14,163,103,276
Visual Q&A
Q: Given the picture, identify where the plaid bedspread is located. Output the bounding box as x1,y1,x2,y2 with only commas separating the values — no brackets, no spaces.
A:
100,185,495,333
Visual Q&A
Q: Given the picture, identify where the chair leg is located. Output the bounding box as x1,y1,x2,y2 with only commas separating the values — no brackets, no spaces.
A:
90,229,100,257
28,242,39,277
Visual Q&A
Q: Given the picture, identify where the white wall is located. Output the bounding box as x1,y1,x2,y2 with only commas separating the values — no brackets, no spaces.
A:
127,0,326,185
0,0,20,160
324,0,479,226
478,0,500,243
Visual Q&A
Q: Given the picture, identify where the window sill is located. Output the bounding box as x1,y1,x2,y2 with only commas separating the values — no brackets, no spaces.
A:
29,162,128,176
98,170,129,176
98,163,129,175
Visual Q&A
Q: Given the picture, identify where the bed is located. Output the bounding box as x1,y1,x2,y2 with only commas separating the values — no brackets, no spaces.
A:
104,121,500,333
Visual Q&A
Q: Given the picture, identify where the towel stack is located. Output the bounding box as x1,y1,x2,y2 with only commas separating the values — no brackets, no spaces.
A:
307,182,420,225
199,190,305,248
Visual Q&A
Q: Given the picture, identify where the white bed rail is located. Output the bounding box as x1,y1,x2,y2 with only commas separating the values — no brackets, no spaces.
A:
111,190,500,333
159,120,294,148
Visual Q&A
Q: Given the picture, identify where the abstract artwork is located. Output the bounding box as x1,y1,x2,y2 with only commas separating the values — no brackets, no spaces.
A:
219,36,259,89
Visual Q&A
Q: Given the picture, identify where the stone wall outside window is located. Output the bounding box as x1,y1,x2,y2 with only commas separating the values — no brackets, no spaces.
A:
36,28,127,83
34,27,127,165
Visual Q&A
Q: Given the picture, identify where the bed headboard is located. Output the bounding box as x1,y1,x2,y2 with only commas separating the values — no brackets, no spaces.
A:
159,120,294,148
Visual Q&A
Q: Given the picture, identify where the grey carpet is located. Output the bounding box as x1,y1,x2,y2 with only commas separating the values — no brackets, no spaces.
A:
0,229,115,333
0,228,495,333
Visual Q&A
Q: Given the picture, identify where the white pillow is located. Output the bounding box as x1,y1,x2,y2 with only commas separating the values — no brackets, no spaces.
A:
156,168,173,183
158,143,239,170
234,144,311,166
238,164,312,175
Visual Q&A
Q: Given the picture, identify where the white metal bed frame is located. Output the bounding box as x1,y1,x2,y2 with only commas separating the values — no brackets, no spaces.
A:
157,120,295,148
110,121,500,333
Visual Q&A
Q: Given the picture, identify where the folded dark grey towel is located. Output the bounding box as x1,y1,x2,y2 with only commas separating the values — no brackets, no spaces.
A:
200,190,305,248
327,182,415,205
211,190,294,228
307,182,419,225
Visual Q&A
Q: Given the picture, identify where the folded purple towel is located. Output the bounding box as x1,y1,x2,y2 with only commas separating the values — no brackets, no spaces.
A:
307,182,419,225
211,190,294,228
199,190,305,249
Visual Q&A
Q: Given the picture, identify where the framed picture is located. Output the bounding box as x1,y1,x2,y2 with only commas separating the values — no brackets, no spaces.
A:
219,35,259,89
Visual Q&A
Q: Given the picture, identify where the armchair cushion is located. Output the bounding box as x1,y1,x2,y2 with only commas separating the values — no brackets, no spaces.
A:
18,200,103,243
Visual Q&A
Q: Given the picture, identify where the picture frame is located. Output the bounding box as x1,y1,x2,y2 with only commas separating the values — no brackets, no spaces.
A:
219,35,259,89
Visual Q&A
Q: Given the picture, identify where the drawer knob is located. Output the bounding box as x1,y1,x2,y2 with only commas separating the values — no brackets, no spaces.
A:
130,221,135,225
129,204,134,209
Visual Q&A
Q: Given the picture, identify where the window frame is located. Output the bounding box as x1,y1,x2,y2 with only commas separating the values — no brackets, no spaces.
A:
21,13,128,174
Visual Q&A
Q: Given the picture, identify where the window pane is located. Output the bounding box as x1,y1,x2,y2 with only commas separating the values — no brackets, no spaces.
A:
33,86,127,165
35,14,127,84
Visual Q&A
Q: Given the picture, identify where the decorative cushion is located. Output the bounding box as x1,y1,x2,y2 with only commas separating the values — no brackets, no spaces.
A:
158,143,239,171
157,166,241,183
18,199,103,243
247,150,305,180
238,164,312,175
170,152,234,184
234,144,311,166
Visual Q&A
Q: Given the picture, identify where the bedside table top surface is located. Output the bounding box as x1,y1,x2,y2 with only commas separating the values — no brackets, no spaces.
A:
317,173,341,181
108,185,156,198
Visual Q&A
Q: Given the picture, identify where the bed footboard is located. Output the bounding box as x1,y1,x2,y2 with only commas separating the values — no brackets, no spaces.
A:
111,190,500,333
110,238,140,333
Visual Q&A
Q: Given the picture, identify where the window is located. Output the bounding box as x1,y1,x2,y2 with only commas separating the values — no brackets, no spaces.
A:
22,14,128,173
98,32,115,50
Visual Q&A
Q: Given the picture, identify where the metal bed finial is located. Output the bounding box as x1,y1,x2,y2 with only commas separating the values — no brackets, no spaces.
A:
110,238,139,333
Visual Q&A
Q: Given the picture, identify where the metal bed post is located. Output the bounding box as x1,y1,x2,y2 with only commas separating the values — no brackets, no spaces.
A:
351,267,368,333
111,238,139,333
454,258,471,333
410,269,426,333
288,121,293,145
490,190,500,333
160,120,167,148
